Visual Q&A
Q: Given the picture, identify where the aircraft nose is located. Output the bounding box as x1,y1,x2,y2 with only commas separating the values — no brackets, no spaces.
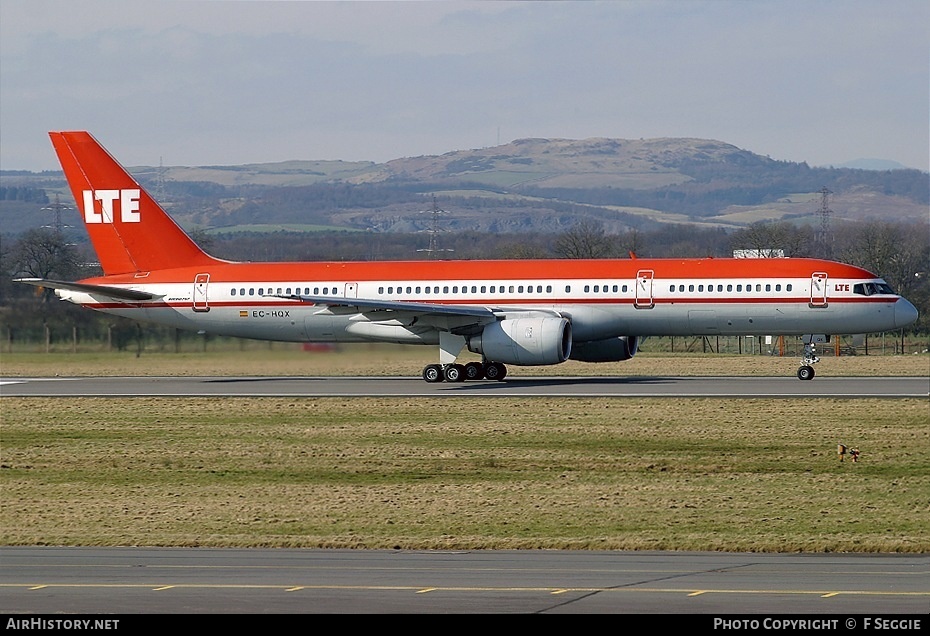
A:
895,297,919,329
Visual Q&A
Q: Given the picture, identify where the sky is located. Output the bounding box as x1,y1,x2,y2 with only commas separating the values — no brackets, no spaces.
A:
1,0,928,172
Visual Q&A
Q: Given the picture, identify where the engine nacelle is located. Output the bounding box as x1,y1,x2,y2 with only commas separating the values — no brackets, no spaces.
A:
467,317,571,366
569,336,639,363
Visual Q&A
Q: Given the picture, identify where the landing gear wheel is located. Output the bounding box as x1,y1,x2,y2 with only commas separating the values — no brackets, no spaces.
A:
464,362,484,381
423,364,443,383
797,365,815,381
444,364,466,383
483,362,507,381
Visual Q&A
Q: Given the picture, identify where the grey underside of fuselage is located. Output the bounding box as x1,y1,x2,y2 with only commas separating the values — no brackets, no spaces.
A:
94,301,897,344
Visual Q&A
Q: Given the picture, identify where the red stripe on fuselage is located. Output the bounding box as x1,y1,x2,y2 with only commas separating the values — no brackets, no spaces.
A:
72,257,878,287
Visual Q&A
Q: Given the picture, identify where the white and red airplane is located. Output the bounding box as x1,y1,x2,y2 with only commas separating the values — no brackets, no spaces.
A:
16,131,919,381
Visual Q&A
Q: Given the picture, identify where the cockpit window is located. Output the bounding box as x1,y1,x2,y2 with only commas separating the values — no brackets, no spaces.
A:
853,282,895,296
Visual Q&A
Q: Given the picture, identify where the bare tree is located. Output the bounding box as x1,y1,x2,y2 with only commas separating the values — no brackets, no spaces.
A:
11,228,82,282
554,219,613,259
834,221,929,297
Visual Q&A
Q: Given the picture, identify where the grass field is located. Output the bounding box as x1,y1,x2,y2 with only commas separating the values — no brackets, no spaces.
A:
2,348,928,553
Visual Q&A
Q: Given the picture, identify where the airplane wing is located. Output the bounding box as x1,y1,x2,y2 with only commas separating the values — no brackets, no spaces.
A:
14,278,160,302
278,293,499,319
278,293,566,323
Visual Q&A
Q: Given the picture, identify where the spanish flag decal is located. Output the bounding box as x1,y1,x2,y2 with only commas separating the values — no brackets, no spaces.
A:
239,310,248,318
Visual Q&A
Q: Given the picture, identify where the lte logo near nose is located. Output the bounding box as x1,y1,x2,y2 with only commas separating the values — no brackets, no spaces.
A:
82,189,141,223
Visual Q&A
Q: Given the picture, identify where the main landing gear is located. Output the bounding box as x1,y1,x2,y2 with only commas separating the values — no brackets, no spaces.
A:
422,361,507,383
797,341,820,381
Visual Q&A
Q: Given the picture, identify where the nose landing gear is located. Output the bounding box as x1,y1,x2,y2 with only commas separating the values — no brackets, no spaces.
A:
797,339,821,381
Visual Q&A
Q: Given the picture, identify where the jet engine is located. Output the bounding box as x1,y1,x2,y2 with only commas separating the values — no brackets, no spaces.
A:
569,336,639,362
467,317,571,366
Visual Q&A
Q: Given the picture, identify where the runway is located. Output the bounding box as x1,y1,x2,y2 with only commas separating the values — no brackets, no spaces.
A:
1,547,927,615
1,375,927,397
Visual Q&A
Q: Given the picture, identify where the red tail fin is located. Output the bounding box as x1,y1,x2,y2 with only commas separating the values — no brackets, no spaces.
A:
50,131,224,275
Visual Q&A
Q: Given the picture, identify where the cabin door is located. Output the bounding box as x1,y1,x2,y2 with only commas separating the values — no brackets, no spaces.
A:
810,272,828,308
193,273,210,312
634,269,655,309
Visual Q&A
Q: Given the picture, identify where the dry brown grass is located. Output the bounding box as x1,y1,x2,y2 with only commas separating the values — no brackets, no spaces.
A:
2,396,927,552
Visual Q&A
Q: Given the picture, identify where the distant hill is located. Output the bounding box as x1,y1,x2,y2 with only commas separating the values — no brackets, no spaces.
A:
2,137,927,238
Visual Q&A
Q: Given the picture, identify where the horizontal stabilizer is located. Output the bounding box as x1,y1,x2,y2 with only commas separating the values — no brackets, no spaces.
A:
14,278,159,301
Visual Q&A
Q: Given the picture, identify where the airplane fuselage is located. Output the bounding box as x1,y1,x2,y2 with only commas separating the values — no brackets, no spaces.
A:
58,257,915,347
